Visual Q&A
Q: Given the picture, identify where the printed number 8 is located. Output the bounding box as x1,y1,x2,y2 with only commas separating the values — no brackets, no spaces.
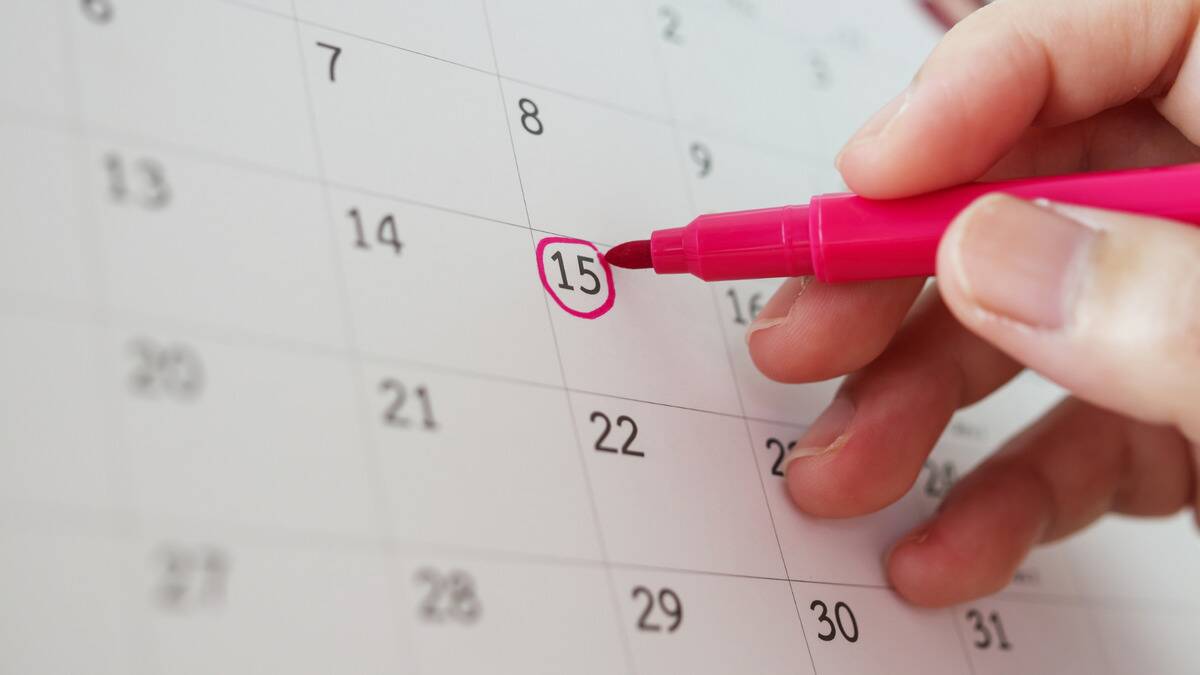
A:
519,98,544,136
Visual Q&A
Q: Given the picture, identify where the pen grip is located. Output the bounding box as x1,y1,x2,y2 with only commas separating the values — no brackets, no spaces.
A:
810,163,1200,282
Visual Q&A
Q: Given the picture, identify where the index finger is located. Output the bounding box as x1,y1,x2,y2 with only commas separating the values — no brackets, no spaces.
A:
838,0,1200,198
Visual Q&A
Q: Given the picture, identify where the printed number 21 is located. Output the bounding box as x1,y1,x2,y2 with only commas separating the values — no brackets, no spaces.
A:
550,251,601,295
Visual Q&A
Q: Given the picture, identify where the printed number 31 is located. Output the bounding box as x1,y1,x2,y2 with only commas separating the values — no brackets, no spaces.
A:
550,251,601,295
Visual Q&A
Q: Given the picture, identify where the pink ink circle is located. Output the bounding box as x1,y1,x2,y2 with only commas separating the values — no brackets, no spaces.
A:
536,237,616,320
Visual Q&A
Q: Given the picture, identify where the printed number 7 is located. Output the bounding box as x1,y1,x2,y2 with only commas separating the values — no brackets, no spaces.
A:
316,42,342,82
550,251,601,295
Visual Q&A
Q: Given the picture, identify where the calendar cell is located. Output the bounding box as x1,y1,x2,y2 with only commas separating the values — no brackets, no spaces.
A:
714,279,842,424
611,568,814,675
749,420,927,586
0,527,134,674
793,582,969,675
806,37,896,162
301,27,526,226
365,363,602,560
137,534,411,675
949,371,1066,453
0,1,69,120
0,124,89,304
923,440,1084,599
95,144,346,349
0,314,114,512
816,0,942,85
71,0,319,175
680,134,821,214
486,0,670,117
959,600,1109,675
401,555,626,675
116,329,379,537
1093,604,1196,675
656,3,823,156
331,187,561,384
296,0,494,71
574,393,784,577
1067,513,1200,603
506,84,691,245
1000,543,1082,598
548,253,740,415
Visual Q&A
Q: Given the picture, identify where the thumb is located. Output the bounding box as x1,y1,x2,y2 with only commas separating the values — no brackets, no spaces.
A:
936,193,1200,442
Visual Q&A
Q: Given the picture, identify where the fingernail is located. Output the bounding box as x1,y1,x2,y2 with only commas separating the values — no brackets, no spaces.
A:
744,277,812,345
780,396,855,471
745,317,786,345
948,194,1096,330
884,522,933,566
835,87,911,170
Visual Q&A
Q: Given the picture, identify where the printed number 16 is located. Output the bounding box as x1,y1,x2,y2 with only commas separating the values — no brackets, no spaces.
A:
550,251,602,295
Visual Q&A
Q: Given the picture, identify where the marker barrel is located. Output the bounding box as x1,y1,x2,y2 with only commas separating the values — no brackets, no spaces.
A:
651,163,1200,283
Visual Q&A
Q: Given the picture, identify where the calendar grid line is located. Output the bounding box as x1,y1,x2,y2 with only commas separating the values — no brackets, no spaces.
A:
52,4,165,673
650,18,823,674
286,0,405,543
87,117,534,233
1078,592,1121,675
0,48,826,248
283,2,421,672
478,2,640,672
0,287,834,432
0,291,1070,466
948,600,982,674
217,0,834,167
210,0,841,168
34,80,825,222
6,488,1200,617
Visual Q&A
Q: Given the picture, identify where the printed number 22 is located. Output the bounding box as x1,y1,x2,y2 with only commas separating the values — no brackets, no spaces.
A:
766,437,795,477
591,412,643,457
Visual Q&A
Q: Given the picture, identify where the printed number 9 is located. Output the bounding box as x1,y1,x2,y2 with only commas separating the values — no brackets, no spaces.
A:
690,142,712,177
82,0,114,23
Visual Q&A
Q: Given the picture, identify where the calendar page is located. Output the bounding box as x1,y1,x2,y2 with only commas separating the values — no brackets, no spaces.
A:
2,1,1199,673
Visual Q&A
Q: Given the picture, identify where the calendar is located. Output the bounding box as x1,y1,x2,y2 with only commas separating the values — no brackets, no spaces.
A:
2,0,1199,673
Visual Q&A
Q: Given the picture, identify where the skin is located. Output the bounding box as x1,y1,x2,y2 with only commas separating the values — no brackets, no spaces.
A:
747,0,1200,607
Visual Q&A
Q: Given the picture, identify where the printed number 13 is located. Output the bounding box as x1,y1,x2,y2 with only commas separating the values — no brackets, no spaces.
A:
550,251,601,295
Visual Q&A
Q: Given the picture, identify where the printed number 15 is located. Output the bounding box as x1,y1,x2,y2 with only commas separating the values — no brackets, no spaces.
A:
550,251,601,295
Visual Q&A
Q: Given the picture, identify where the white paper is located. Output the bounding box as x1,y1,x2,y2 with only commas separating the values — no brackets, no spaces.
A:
1,1,1196,673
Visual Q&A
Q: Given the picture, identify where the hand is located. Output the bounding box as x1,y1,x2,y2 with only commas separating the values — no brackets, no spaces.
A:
748,0,1200,607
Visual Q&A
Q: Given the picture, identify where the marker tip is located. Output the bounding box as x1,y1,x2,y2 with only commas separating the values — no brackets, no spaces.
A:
606,240,653,269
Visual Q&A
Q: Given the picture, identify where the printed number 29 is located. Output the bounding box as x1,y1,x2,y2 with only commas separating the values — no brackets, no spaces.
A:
633,586,682,632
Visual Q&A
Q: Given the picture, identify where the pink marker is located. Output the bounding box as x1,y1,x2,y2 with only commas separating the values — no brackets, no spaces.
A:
606,164,1200,283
